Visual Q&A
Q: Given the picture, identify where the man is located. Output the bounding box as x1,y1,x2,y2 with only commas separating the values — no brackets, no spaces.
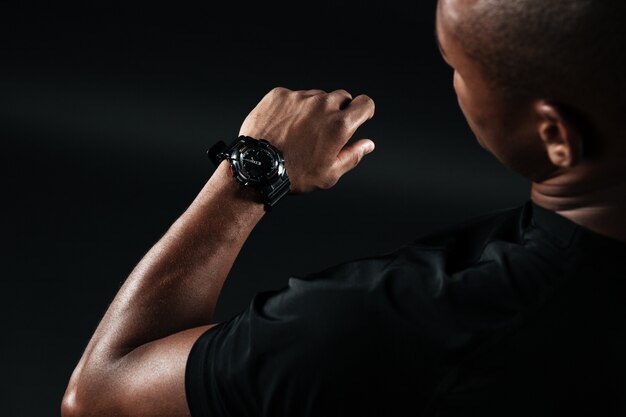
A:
62,0,626,416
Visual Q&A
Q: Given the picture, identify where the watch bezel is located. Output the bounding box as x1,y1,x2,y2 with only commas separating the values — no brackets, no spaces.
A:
227,138,286,187
208,135,291,211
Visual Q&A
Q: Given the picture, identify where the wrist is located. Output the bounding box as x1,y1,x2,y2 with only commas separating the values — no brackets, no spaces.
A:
186,161,266,227
208,135,291,211
214,160,266,206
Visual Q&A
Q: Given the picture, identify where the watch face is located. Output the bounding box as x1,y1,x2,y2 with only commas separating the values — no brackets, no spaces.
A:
239,146,277,182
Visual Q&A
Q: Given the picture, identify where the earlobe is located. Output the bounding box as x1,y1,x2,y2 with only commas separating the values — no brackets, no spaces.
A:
536,102,584,168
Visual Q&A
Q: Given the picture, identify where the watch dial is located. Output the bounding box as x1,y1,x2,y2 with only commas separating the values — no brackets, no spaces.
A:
240,147,276,181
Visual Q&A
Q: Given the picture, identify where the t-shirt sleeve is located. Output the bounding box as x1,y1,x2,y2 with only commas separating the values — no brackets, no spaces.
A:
184,255,411,417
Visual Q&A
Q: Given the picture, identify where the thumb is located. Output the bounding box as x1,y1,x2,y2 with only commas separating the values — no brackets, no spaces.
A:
334,138,376,176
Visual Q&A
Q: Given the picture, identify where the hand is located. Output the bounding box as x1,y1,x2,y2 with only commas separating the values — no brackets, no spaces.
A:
239,87,376,193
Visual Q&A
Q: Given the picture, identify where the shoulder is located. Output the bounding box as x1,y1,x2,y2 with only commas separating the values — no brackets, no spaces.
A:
186,202,571,415
411,203,529,254
268,202,537,322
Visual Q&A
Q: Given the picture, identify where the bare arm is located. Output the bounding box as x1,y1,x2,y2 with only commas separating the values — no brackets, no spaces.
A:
62,87,375,417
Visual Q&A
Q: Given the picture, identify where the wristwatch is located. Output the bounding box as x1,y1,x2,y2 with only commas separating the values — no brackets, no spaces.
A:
207,135,291,211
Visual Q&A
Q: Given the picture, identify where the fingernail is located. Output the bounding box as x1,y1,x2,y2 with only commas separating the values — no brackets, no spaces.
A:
365,142,375,153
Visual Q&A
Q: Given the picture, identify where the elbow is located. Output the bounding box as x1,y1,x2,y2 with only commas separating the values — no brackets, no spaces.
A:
62,382,101,417
62,361,90,417
62,352,122,417
62,367,99,417
61,384,84,417
62,366,122,417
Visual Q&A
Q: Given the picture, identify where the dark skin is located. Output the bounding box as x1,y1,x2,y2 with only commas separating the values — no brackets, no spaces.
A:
437,0,626,242
61,88,375,417
63,2,626,416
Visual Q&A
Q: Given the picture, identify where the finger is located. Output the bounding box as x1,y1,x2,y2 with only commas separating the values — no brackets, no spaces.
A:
302,89,327,97
327,89,353,109
333,138,376,176
343,94,375,131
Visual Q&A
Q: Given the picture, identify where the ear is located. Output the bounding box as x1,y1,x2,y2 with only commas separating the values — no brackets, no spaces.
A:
535,101,584,168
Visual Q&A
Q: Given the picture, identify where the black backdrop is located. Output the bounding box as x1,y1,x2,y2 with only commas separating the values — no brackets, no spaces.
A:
3,2,530,415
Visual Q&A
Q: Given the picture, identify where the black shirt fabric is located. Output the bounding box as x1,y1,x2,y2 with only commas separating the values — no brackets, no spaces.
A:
185,201,626,416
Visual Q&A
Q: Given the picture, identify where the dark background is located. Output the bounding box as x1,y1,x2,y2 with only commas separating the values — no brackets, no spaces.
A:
3,1,529,415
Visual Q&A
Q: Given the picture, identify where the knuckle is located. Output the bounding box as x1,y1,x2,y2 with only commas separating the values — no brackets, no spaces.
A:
358,94,375,113
310,93,332,105
356,93,372,103
367,97,376,114
333,89,351,98
269,86,288,97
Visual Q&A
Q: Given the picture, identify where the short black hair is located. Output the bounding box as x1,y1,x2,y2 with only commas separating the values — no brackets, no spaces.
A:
455,0,626,116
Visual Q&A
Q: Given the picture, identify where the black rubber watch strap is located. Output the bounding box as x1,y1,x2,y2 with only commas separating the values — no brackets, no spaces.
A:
262,177,291,211
207,136,246,166
207,141,227,166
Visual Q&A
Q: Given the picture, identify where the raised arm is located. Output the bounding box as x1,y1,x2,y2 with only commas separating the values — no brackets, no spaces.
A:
61,87,375,417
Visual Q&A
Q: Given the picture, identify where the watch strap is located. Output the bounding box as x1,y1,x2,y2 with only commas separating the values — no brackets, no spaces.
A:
207,136,245,166
262,175,291,211
207,140,226,166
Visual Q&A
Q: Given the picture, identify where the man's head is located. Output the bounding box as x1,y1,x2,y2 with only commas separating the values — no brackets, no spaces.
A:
435,0,626,183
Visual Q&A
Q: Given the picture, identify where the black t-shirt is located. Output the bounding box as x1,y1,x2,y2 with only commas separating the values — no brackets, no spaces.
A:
185,201,626,416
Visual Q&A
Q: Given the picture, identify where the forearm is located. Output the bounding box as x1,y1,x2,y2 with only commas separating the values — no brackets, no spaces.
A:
86,160,265,358
62,87,376,417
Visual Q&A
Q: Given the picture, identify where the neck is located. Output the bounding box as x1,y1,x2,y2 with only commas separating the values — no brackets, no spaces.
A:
531,172,626,242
